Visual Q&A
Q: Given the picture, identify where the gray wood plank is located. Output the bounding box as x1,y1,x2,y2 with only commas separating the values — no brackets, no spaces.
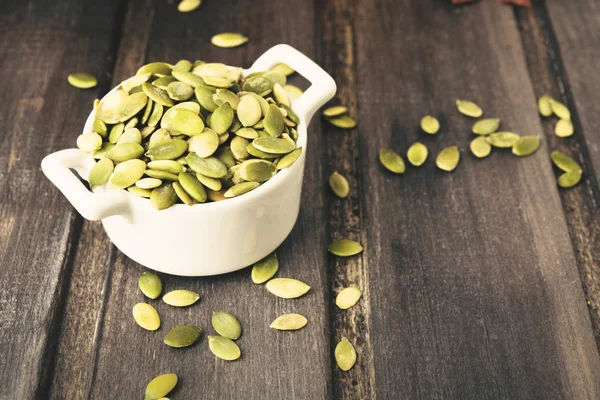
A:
353,0,600,399
0,1,124,398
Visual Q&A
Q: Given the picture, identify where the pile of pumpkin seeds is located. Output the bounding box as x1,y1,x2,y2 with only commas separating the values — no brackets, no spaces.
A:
79,59,303,210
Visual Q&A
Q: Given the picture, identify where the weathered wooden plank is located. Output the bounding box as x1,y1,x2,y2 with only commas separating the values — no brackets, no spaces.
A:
50,0,332,398
0,1,124,398
513,1,600,349
353,0,600,398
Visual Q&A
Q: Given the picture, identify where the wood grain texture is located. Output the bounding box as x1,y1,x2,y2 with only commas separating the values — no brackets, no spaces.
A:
353,0,600,398
0,1,123,398
514,0,600,350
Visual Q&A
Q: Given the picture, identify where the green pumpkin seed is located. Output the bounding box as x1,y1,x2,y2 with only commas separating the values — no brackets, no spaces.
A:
329,171,349,198
557,169,582,188
147,102,164,127
239,159,276,182
150,183,178,210
263,71,286,86
138,272,162,299
264,104,285,137
194,86,218,113
270,314,308,331
212,312,242,340
171,70,206,88
137,62,172,77
173,59,192,72
140,126,156,139
144,373,177,400
196,173,222,191
140,98,154,124
142,83,174,107
152,75,177,88
512,136,540,157
88,158,114,189
243,76,274,96
336,287,362,310
245,92,270,115
550,151,581,172
93,142,114,159
456,99,483,117
147,160,184,174
166,81,194,101
164,325,202,348
136,177,162,189
237,95,262,127
96,90,148,124
406,142,428,166
273,83,290,107
538,95,553,117
270,63,294,76
207,190,227,202
328,240,363,257
379,148,405,174
161,107,204,136
280,104,299,124
109,159,146,189
106,142,144,162
145,169,179,181
251,252,278,284
323,106,347,118
231,136,250,160
172,101,200,114
224,181,260,198
77,133,103,153
92,119,108,136
472,118,500,135
132,303,160,331
436,146,460,171
211,32,248,48
121,74,151,94
162,290,200,307
216,147,236,168
117,128,142,144
550,99,570,120
187,153,228,178
208,335,241,361
178,172,207,202
235,127,258,139
420,115,439,134
246,142,277,159
555,119,574,137
335,338,357,371
178,0,201,13
128,186,152,198
486,132,520,148
67,72,97,89
265,278,311,299
189,130,219,157
209,103,234,134
147,139,188,160
328,115,356,129
470,136,492,158
173,181,194,205
108,122,125,143
253,137,295,154
284,84,303,100
277,147,302,169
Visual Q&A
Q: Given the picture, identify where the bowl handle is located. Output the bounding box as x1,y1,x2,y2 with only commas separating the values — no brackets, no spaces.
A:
41,149,131,221
248,44,337,124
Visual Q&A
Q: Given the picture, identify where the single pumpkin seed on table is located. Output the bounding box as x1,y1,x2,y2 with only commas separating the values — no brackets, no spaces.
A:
164,325,203,348
538,95,553,117
551,151,581,173
436,146,460,172
323,106,348,118
145,373,177,400
379,148,405,174
178,0,201,12
88,158,114,189
138,272,162,299
336,287,362,310
512,136,540,157
67,72,97,89
251,252,279,284
211,33,249,48
335,337,357,371
270,313,308,331
555,119,574,137
486,132,520,148
456,99,483,117
328,240,363,257
266,278,311,299
420,115,440,134
557,169,582,188
329,171,350,198
472,118,500,135
208,335,241,361
407,142,428,166
550,99,571,120
163,289,200,307
132,303,160,331
212,312,242,340
470,136,492,159
327,115,357,129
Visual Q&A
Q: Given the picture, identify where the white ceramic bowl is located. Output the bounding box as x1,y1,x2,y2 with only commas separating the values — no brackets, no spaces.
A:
42,44,336,276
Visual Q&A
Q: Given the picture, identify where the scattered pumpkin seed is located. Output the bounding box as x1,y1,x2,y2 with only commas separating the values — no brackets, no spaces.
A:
379,148,405,174
138,272,162,299
336,287,362,310
88,158,114,189
555,119,574,137
212,312,242,340
323,106,347,118
150,183,178,210
328,240,363,257
327,115,356,129
251,252,278,284
538,95,553,117
177,0,201,13
470,136,492,158
406,142,428,166
132,303,160,331
211,33,249,48
456,99,483,117
164,325,202,348
335,338,357,371
208,335,241,361
162,289,200,307
550,99,570,120
266,278,311,299
144,373,177,400
436,146,460,171
420,115,440,134
224,181,260,198
557,169,582,188
67,72,97,89
486,132,520,148
512,136,540,157
329,171,349,198
472,118,500,135
550,151,581,173
270,313,308,331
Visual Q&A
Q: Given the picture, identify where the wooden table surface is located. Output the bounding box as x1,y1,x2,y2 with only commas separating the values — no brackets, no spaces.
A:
2,0,600,399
